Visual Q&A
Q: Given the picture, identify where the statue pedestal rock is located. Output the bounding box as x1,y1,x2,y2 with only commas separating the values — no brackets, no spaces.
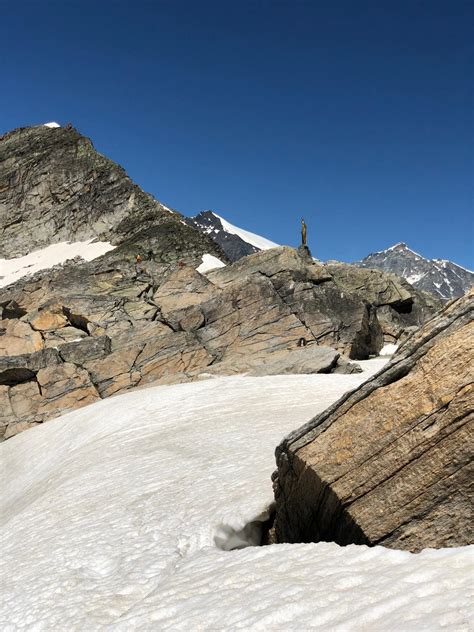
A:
297,244,312,259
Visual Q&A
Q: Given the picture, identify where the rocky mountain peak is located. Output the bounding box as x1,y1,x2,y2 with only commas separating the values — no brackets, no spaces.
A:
0,123,226,268
389,242,408,249
357,242,473,300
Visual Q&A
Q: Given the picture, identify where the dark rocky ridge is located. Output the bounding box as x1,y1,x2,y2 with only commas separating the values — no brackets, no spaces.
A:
273,290,473,551
185,211,260,262
0,124,225,263
357,242,473,300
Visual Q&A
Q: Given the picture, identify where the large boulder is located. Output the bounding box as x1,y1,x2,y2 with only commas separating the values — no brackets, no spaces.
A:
273,291,473,551
209,247,439,358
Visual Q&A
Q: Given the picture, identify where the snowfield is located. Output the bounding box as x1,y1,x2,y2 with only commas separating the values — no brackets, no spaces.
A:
0,240,116,288
1,360,472,631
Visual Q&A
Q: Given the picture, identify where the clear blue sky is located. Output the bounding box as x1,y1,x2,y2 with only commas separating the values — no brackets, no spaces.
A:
1,1,473,267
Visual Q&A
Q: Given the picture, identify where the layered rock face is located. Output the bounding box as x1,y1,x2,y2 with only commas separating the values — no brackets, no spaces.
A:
0,124,224,260
273,291,473,551
1,246,439,439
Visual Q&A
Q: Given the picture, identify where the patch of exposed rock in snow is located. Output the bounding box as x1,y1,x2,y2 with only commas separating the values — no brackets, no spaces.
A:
196,253,226,273
379,343,399,356
0,240,115,288
43,121,61,128
215,212,279,250
1,359,472,630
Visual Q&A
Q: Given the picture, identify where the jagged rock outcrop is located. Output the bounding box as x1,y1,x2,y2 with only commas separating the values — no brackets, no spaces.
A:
1,246,440,439
0,347,100,439
273,291,474,552
325,262,441,346
208,247,439,352
0,124,225,263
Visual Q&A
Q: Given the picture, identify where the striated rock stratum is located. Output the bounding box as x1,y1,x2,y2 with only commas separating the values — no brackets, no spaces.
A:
273,290,474,551
1,245,439,439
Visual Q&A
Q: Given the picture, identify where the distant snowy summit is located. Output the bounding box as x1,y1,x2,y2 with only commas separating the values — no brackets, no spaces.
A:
185,210,278,262
357,242,473,300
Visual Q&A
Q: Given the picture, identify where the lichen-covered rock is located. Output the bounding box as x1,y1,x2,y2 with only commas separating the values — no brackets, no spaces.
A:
153,266,217,331
208,247,439,358
0,354,101,440
0,347,62,384
36,363,101,417
273,291,474,551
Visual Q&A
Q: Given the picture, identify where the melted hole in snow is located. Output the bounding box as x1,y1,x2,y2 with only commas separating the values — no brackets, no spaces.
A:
214,505,276,551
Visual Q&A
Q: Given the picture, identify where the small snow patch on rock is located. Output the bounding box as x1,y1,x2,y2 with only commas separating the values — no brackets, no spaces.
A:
196,254,226,274
379,343,399,356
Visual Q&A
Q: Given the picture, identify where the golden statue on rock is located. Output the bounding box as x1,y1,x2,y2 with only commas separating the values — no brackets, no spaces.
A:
301,218,307,246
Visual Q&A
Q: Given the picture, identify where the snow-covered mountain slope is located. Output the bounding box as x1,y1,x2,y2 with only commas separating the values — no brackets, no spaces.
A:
186,210,279,262
2,362,472,630
357,242,473,300
216,212,279,250
0,239,115,288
